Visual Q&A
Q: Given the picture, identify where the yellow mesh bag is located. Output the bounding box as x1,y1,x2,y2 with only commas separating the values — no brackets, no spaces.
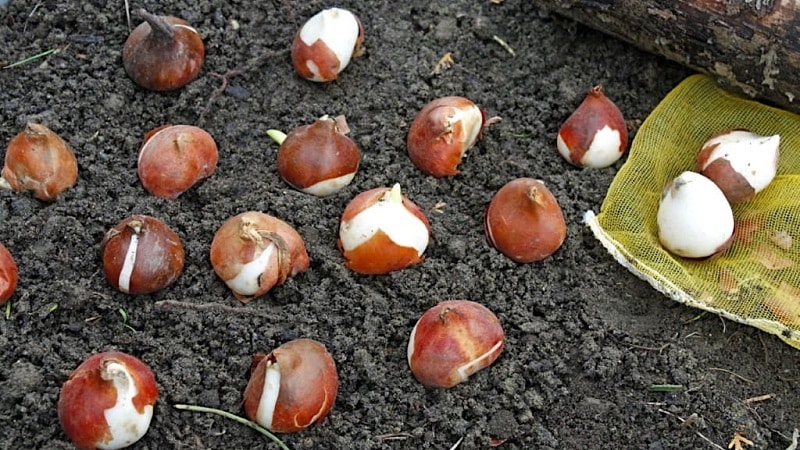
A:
584,74,800,349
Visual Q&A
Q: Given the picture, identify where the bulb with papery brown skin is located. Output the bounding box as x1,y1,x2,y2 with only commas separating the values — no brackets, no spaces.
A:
1,123,78,201
58,351,158,450
408,300,505,388
138,124,218,199
210,211,309,302
484,178,567,263
274,115,360,196
407,96,498,177
557,85,628,168
338,183,430,274
0,242,18,305
291,8,364,82
123,9,205,91
101,215,185,295
696,129,780,204
243,338,339,433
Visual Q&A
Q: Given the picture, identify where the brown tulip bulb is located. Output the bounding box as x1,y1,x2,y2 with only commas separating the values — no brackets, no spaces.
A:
101,215,185,295
138,125,218,199
338,184,430,274
58,351,158,450
273,115,360,196
557,85,628,168
408,300,505,388
696,129,780,204
407,96,498,177
484,178,567,263
210,211,309,302
1,123,78,201
243,339,339,433
291,8,364,82
0,242,18,305
123,9,205,91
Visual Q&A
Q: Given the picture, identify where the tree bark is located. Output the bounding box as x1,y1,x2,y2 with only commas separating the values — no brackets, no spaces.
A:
536,0,800,114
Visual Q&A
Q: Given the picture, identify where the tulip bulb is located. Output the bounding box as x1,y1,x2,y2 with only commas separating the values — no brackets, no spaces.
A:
338,184,430,274
557,85,628,168
696,129,780,204
1,123,78,201
210,211,309,302
138,124,218,199
271,115,360,196
657,171,734,258
407,96,498,177
123,9,205,91
291,8,364,82
243,339,339,433
485,178,567,262
58,351,158,450
0,242,18,305
408,300,505,388
101,215,185,295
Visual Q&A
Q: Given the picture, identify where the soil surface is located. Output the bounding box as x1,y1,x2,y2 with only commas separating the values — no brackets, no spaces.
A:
1,1,798,449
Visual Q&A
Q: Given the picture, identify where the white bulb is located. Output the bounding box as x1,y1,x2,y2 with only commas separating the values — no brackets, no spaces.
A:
657,171,734,258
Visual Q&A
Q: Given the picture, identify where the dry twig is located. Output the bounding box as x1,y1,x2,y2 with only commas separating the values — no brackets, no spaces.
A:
709,367,754,384
728,431,754,450
657,409,725,450
742,394,773,405
154,299,275,318
430,52,454,75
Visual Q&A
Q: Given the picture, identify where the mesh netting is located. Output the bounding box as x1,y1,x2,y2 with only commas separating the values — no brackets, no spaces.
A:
585,74,800,349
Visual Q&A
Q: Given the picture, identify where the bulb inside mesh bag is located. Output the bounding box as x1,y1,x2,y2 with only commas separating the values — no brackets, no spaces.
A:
584,74,800,350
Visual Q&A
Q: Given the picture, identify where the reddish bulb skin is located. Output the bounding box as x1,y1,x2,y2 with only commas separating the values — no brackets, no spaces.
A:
123,10,205,91
277,116,360,193
58,351,158,450
291,15,364,82
407,96,488,177
697,153,754,203
485,178,567,263
138,124,218,199
210,211,309,302
243,339,339,433
0,242,18,305
408,300,505,388
558,85,628,167
101,215,185,295
338,187,431,274
2,123,78,201
341,229,422,275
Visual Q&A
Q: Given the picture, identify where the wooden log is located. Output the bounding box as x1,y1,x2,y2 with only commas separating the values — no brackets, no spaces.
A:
535,0,800,114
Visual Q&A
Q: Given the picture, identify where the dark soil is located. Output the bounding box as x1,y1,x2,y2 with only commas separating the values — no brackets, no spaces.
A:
1,1,798,449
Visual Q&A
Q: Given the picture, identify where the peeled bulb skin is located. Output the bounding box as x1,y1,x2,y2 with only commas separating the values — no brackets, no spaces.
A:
277,115,360,196
58,351,158,450
210,211,309,302
557,85,628,168
138,125,219,199
407,96,491,177
123,9,205,91
0,242,18,305
408,300,505,388
697,129,780,204
657,171,734,258
338,184,430,274
101,215,185,295
1,122,78,201
291,8,364,82
484,178,567,263
243,339,339,433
